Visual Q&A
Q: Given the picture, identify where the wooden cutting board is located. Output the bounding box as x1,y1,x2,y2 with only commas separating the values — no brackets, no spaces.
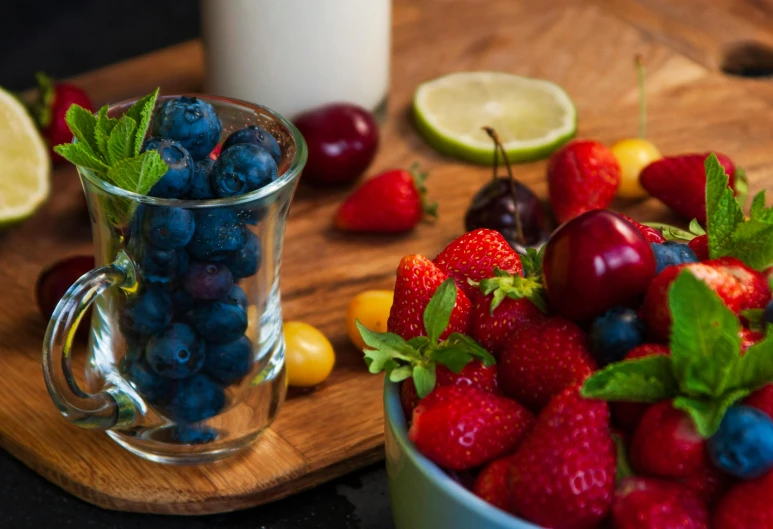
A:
3,0,773,515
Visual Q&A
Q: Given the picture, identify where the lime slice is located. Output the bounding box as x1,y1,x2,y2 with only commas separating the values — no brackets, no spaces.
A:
413,72,577,164
0,87,50,226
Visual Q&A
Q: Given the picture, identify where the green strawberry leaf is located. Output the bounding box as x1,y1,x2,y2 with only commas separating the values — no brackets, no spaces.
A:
473,269,547,314
413,364,437,399
728,219,773,270
388,365,413,383
106,115,138,166
430,346,473,373
53,143,108,173
612,432,634,481
689,219,706,236
581,355,678,402
520,246,545,279
728,334,773,391
706,153,744,259
669,271,741,397
356,321,417,361
644,223,695,242
363,348,399,375
424,279,457,344
674,389,749,438
445,333,496,367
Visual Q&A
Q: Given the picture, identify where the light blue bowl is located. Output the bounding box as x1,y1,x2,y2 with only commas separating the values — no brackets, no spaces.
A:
384,380,541,529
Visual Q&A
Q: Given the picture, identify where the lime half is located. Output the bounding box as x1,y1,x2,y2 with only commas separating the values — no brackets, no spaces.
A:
0,87,50,226
413,72,577,164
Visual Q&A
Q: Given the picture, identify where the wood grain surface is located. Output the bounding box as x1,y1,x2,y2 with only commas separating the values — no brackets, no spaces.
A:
3,0,773,515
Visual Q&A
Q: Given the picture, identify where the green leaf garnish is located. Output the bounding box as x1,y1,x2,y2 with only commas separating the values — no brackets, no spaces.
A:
469,266,547,314
63,104,99,158
424,279,456,344
123,87,159,156
106,151,168,196
413,364,436,399
643,222,695,242
612,432,634,482
581,355,678,402
106,116,138,165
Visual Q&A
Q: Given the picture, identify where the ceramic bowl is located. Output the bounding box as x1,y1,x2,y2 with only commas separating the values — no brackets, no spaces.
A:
384,379,541,529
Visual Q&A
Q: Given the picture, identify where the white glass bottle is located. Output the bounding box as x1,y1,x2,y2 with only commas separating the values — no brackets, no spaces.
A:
201,0,392,119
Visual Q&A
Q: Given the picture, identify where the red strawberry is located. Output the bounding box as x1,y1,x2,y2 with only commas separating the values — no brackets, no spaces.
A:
399,360,498,419
509,384,616,529
387,254,471,340
611,476,709,529
688,234,709,261
744,383,773,419
629,400,707,479
643,257,771,341
679,463,732,505
547,140,622,224
617,213,666,243
433,229,523,300
640,153,736,224
473,456,516,513
499,317,597,411
335,166,436,232
408,386,533,471
713,470,773,529
469,292,545,357
740,327,764,353
30,72,93,164
611,344,671,432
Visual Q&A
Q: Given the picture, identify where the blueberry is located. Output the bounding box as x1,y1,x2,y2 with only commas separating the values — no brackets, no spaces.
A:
129,239,179,284
176,248,191,277
151,96,222,161
142,206,195,250
224,230,262,279
122,358,171,405
239,207,265,226
145,322,206,379
142,138,194,198
119,286,173,336
589,307,645,366
183,262,234,300
166,373,225,422
211,144,278,198
204,336,253,386
222,125,281,165
186,208,245,262
170,289,194,317
191,301,248,343
709,406,773,479
651,242,698,275
765,300,773,325
174,424,218,444
226,284,248,312
188,159,216,199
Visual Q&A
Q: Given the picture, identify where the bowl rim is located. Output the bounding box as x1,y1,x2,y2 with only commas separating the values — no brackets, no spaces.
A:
383,379,542,529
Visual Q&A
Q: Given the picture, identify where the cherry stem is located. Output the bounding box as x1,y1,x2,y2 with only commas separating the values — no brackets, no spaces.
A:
483,126,525,245
635,54,647,139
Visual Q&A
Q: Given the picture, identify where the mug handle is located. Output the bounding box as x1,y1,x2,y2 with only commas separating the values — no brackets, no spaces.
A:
42,250,139,430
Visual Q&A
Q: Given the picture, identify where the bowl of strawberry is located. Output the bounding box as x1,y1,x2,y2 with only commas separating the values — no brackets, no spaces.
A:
359,154,773,529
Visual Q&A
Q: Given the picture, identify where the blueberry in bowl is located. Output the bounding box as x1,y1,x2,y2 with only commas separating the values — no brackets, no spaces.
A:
222,125,282,165
151,96,222,161
141,137,194,198
211,143,278,198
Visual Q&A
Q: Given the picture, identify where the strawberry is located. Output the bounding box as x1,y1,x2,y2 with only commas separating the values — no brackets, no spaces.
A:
499,316,597,411
713,470,773,529
740,327,764,353
473,456,516,513
29,72,93,164
611,476,709,529
334,165,436,232
617,213,666,243
639,152,736,224
629,400,707,479
679,463,732,505
743,383,773,419
547,139,622,224
408,386,534,471
509,384,616,529
611,344,670,432
688,234,709,261
386,254,471,340
433,229,522,300
470,294,544,356
399,360,498,419
643,257,771,342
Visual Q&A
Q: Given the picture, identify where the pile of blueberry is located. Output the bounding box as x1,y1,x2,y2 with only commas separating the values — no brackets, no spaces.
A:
117,96,283,442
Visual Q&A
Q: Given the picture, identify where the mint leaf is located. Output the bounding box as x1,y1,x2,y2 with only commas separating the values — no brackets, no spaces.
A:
423,279,457,344
669,271,741,397
729,219,773,270
106,116,138,166
750,191,770,221
581,355,677,402
413,364,436,399
674,389,749,437
64,104,99,156
94,105,119,161
445,333,496,367
430,346,473,373
729,336,773,391
124,87,159,155
706,153,744,259
388,365,412,383
612,432,634,481
644,223,694,242
106,150,167,195
53,143,108,173
735,167,749,210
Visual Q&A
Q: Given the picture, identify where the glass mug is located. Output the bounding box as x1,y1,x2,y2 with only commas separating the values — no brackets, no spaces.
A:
42,95,307,464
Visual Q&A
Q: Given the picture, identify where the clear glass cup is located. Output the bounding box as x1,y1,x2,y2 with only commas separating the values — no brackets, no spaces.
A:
42,95,306,464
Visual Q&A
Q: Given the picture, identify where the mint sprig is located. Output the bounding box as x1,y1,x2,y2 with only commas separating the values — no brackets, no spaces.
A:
582,270,773,437
54,88,167,197
358,279,495,398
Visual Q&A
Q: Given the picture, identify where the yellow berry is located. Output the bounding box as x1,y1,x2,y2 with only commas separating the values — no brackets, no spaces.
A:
610,138,662,199
283,321,335,387
346,290,394,350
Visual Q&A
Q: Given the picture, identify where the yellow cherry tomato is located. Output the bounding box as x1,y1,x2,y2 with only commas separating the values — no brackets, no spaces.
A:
610,138,662,199
346,290,394,350
283,321,336,387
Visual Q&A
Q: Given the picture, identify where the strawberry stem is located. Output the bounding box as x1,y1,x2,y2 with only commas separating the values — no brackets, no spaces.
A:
635,55,647,139
483,127,525,245
409,162,439,220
